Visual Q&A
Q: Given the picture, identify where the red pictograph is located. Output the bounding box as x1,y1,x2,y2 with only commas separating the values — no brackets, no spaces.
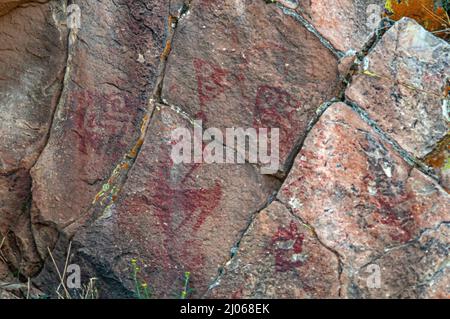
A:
193,58,230,121
151,161,223,235
254,85,301,129
70,90,135,154
270,221,305,272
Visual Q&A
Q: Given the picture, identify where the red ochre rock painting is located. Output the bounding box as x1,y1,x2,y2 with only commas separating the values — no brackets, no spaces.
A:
1,0,448,300
270,221,305,272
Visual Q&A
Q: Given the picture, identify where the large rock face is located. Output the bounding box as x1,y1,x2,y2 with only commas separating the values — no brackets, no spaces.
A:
0,0,67,277
0,1,448,299
69,104,279,298
278,102,449,298
29,0,169,266
161,0,340,172
346,18,449,160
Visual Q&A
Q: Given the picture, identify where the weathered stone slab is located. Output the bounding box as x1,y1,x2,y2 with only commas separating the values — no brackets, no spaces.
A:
162,0,340,172
346,18,449,159
0,1,67,276
69,104,279,298
206,201,340,298
278,102,449,297
30,0,169,261
353,223,449,298
280,0,386,52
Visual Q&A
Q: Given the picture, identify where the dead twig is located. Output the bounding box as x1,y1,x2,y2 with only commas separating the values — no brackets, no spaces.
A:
26,277,30,299
0,234,7,264
47,242,72,299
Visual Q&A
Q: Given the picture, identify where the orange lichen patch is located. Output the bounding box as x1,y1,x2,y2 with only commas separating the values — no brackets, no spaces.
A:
423,134,450,169
128,138,144,159
385,0,449,39
160,16,178,61
161,39,172,61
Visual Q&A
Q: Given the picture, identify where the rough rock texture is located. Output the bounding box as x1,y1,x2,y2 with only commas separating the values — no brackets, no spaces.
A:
278,102,449,298
0,0,46,17
424,136,450,192
0,0,67,276
68,104,279,298
207,201,340,298
29,0,169,269
355,223,449,298
346,18,449,159
278,0,386,52
0,289,18,299
161,0,340,172
0,1,449,299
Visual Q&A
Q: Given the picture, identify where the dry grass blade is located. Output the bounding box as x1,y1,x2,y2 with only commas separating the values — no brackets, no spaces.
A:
0,282,27,290
421,3,449,26
82,277,98,299
26,277,31,299
432,28,450,34
0,234,7,264
47,244,72,299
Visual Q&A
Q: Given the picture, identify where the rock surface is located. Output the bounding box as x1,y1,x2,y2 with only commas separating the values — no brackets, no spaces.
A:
207,201,340,298
162,0,340,172
29,0,169,269
0,0,67,276
0,1,448,299
68,104,279,298
346,18,449,159
278,102,449,298
0,0,46,17
278,0,386,52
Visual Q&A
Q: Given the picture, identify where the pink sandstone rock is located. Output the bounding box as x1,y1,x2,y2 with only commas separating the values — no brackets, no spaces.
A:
206,201,340,298
346,18,449,160
162,0,340,173
68,104,280,298
278,102,449,297
288,0,386,52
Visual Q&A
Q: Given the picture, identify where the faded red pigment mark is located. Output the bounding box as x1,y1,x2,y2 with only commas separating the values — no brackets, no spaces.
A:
231,287,244,299
360,136,416,242
70,90,135,155
193,58,230,121
117,153,223,284
280,150,318,200
251,42,290,76
368,189,415,243
119,151,223,238
270,221,304,272
254,85,301,129
191,42,294,124
254,85,303,158
152,162,223,234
